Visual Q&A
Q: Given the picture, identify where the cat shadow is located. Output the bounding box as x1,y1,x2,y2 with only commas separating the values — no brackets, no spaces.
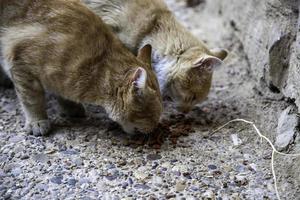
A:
189,100,244,129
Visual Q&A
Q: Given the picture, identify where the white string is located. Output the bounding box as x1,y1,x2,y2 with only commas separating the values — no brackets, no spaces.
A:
210,118,300,200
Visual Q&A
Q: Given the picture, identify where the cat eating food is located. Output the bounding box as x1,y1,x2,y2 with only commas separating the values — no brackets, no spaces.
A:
0,0,163,136
82,0,228,113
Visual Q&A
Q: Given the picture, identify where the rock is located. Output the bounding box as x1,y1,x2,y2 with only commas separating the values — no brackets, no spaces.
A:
202,190,215,199
133,171,148,181
134,184,150,190
249,163,257,172
146,154,162,161
9,135,24,143
121,182,128,189
36,183,48,191
161,162,171,169
32,153,48,163
208,164,217,170
20,154,29,160
50,176,63,184
172,164,189,173
11,168,22,177
231,193,241,200
128,178,133,185
175,180,186,192
152,162,159,169
231,134,243,146
235,165,246,173
190,185,199,191
105,175,117,181
152,176,163,186
61,149,79,155
275,106,298,151
67,178,77,186
234,175,249,186
74,158,83,166
106,163,116,169
165,194,176,199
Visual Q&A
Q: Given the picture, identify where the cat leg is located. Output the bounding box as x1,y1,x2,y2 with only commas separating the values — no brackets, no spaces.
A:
0,64,14,88
11,69,51,136
57,97,85,118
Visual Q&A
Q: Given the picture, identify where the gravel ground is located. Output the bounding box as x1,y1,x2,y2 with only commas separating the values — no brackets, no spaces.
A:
0,0,299,199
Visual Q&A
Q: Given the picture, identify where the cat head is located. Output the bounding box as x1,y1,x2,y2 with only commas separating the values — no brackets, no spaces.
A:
112,45,163,134
165,47,228,113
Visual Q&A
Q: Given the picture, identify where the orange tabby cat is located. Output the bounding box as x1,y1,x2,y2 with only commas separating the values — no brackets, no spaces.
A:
82,0,228,113
0,0,162,136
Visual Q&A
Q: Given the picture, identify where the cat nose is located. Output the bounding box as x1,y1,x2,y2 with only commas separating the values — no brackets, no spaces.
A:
163,95,173,102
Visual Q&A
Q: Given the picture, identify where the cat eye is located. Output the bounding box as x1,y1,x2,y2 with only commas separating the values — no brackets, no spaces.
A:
185,95,196,102
192,95,197,101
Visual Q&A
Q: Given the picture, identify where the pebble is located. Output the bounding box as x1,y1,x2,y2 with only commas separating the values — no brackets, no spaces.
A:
105,175,117,181
161,162,171,169
175,181,186,192
172,164,188,173
20,154,30,160
235,165,246,173
234,175,249,186
152,162,159,169
50,176,63,184
106,163,116,169
152,176,163,186
166,194,176,199
249,163,257,172
146,154,162,161
128,178,133,185
190,185,199,191
202,190,215,199
231,134,243,146
33,153,48,163
67,178,77,186
173,171,181,176
61,149,79,155
74,158,83,166
208,164,217,170
11,168,22,177
9,135,24,143
36,183,48,191
121,182,129,189
134,171,148,181
134,184,150,190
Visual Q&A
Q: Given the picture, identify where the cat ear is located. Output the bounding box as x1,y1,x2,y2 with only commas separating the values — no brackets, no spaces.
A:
210,48,228,60
193,55,223,71
131,67,147,89
137,44,152,65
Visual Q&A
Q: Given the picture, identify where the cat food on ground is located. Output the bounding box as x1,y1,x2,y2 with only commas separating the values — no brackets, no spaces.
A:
126,116,195,148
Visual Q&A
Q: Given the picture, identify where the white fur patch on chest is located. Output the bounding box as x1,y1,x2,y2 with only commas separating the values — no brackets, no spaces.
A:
152,50,176,92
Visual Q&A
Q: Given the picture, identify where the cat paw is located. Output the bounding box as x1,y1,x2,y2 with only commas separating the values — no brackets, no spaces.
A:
26,120,52,136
